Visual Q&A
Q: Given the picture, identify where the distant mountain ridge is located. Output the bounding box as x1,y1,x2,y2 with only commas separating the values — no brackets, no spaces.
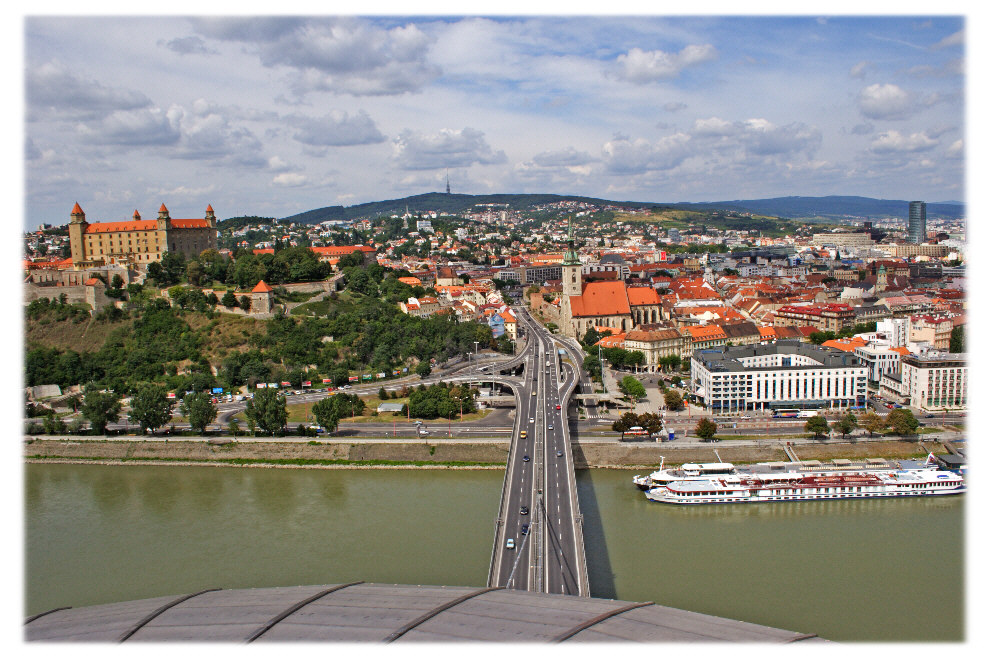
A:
274,193,964,225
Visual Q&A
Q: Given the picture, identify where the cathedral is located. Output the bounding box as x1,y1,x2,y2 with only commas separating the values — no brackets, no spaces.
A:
558,221,662,339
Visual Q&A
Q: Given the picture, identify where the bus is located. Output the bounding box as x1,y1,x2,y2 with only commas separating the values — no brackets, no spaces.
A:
772,409,820,418
621,426,651,441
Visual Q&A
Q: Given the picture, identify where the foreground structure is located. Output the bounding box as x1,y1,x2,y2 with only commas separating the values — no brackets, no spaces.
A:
25,582,824,643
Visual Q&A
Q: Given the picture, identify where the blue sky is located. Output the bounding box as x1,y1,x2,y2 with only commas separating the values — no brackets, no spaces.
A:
23,14,965,228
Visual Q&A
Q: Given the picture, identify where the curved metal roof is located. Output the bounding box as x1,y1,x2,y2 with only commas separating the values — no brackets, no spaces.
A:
25,582,826,643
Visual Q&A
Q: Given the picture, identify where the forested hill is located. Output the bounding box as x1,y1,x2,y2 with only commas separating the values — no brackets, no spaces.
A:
278,192,651,225
277,193,965,225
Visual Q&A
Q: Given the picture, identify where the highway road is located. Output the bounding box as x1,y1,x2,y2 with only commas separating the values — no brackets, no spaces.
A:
489,307,587,596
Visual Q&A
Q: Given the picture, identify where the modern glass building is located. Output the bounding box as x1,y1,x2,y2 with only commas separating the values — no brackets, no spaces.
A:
908,201,927,243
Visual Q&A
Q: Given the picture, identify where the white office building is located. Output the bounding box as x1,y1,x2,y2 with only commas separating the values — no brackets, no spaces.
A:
900,354,967,412
690,341,868,412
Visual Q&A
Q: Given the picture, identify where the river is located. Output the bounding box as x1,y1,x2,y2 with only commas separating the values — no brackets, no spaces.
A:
25,463,963,641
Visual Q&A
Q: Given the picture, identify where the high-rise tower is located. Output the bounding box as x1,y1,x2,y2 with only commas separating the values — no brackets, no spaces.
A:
445,169,451,195
908,201,927,244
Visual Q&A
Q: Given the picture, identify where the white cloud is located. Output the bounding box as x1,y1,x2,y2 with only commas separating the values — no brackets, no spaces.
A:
198,18,441,96
849,60,871,79
858,83,913,120
664,102,687,112
932,29,964,50
530,147,595,168
602,133,692,173
392,128,506,170
27,60,151,121
615,44,717,83
77,107,181,146
692,117,735,137
946,139,963,159
160,36,216,56
287,111,386,147
273,173,309,187
869,130,937,154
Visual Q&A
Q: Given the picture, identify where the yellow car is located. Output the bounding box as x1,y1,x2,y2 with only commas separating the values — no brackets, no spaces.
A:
520,430,528,438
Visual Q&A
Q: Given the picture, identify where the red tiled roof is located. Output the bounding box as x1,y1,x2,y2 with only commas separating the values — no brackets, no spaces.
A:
84,220,158,233
251,280,273,293
626,287,662,306
568,281,631,318
170,218,210,229
253,248,275,255
686,325,727,341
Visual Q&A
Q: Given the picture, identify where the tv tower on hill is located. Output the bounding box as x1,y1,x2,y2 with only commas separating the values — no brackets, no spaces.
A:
445,169,451,194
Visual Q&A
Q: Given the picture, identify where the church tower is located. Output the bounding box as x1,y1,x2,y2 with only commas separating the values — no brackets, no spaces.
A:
876,263,888,293
562,217,582,298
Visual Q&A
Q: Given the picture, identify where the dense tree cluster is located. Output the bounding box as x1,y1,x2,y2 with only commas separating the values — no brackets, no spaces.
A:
612,412,664,434
407,383,477,420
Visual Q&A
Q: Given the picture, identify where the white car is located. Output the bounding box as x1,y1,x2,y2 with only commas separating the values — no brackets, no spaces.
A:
529,418,535,424
506,538,515,549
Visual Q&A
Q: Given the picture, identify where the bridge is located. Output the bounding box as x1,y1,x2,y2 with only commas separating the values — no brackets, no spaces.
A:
487,307,590,596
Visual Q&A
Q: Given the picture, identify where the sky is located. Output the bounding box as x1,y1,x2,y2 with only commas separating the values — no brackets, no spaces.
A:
23,13,966,228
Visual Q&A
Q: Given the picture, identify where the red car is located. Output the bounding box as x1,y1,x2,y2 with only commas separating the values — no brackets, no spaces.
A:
555,404,561,410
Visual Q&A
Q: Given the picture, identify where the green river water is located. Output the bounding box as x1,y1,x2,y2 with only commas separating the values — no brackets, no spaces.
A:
25,463,964,641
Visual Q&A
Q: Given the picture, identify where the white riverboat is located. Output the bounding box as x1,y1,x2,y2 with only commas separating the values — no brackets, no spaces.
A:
632,456,906,491
644,467,965,505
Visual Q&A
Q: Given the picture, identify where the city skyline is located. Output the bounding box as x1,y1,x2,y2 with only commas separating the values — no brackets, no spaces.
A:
25,15,964,228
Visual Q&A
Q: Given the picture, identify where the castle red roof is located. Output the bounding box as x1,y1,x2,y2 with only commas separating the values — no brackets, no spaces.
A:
251,280,273,293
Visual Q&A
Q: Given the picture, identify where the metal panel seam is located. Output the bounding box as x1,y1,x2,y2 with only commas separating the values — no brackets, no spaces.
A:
553,601,655,642
246,581,365,642
118,588,222,642
383,586,503,642
25,606,71,625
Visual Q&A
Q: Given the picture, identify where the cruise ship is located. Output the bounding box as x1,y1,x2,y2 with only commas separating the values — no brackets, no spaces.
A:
632,456,903,491
644,467,964,505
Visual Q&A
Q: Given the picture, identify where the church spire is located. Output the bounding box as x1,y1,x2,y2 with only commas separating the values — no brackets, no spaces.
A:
563,216,581,266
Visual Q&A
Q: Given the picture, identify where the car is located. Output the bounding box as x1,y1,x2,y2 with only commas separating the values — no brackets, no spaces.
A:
532,391,537,396
556,404,561,410
520,431,527,439
548,424,553,430
522,455,530,462
925,413,935,418
529,418,534,424
520,506,529,515
556,450,563,457
521,523,530,535
506,538,515,549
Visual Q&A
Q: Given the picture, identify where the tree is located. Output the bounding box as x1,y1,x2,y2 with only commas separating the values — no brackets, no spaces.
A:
831,412,858,438
619,375,647,399
378,386,389,401
82,388,122,434
804,414,830,438
886,408,919,436
131,383,174,434
221,291,238,308
862,410,887,437
181,392,218,434
43,412,66,435
695,418,717,441
663,390,683,411
239,295,251,312
950,325,965,353
416,361,432,378
612,412,640,433
312,396,342,433
227,420,241,437
245,387,288,435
